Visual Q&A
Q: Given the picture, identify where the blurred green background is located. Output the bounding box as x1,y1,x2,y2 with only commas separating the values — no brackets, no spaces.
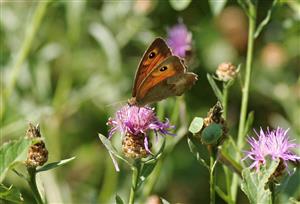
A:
1,0,299,203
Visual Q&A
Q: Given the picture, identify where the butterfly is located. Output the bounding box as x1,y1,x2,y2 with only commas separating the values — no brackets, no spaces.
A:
128,37,198,106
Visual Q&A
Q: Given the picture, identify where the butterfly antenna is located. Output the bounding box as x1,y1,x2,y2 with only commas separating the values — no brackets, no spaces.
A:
105,99,127,108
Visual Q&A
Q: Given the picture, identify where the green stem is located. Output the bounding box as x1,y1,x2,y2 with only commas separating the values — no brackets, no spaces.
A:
142,159,162,197
27,168,43,204
222,85,229,119
209,153,216,204
1,1,50,119
129,161,140,204
232,1,256,201
222,84,233,204
269,181,276,204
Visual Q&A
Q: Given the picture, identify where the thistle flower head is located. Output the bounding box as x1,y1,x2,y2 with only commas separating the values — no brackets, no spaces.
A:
243,127,300,172
107,105,174,158
167,22,192,58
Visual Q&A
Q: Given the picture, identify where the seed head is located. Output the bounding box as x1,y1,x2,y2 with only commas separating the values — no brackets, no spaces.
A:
216,62,238,82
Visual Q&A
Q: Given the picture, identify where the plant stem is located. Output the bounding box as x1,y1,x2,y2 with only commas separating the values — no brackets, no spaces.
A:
27,167,43,204
222,85,229,119
221,84,234,204
1,1,50,119
231,1,256,201
269,181,276,204
129,161,140,204
209,153,216,204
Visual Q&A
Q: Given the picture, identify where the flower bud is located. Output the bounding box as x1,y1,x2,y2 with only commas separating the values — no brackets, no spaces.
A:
201,123,223,145
25,123,48,167
216,62,238,82
26,141,48,168
201,102,228,146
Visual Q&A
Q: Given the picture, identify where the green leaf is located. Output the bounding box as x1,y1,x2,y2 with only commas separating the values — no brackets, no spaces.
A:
138,162,156,187
201,123,222,145
187,136,209,170
161,197,171,204
254,0,278,38
169,0,191,11
36,157,76,173
188,117,204,134
218,146,242,176
243,111,254,137
215,186,230,203
0,184,23,203
89,23,121,75
209,0,227,16
115,194,124,204
144,138,166,165
98,133,131,166
138,139,166,187
237,0,250,16
241,159,280,204
207,74,223,102
0,138,32,182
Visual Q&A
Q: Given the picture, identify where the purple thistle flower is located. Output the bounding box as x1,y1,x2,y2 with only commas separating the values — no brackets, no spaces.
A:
243,127,300,171
167,22,192,58
107,105,174,154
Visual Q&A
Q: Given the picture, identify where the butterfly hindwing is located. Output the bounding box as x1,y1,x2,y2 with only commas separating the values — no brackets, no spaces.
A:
135,56,198,105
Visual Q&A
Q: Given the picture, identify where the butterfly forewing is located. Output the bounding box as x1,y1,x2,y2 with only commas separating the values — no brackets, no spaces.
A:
135,56,185,101
132,38,172,97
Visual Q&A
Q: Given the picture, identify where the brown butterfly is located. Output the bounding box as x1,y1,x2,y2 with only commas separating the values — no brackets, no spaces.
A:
128,37,198,106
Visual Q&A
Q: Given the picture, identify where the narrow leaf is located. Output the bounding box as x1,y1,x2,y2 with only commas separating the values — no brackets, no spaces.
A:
0,138,32,182
0,184,23,203
161,197,171,204
144,138,166,165
98,133,131,166
12,169,27,180
36,157,76,173
254,0,278,38
188,117,204,134
215,186,229,203
187,136,209,170
138,139,166,187
209,0,227,16
138,162,156,187
243,111,254,137
169,0,191,11
237,0,249,17
207,74,223,102
218,146,242,176
115,194,124,204
89,23,121,74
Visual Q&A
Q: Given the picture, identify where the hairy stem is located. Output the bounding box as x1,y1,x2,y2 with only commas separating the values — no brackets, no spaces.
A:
231,1,257,201
222,85,229,119
221,85,234,204
129,161,140,204
27,168,43,204
210,153,216,204
270,181,276,204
